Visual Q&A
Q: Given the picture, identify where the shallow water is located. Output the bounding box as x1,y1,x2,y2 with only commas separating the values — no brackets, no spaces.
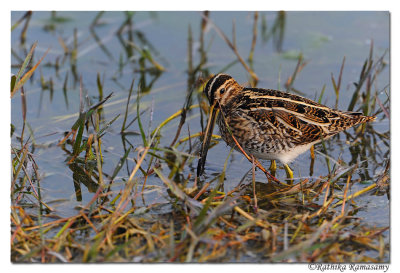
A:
11,11,390,258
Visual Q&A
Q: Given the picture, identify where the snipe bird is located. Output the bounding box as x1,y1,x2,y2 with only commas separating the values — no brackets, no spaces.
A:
197,74,376,179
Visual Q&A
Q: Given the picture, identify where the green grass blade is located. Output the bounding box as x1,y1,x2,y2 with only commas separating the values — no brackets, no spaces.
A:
12,46,50,97
96,72,103,99
10,75,16,93
318,84,326,104
72,115,85,155
12,41,37,92
121,79,135,132
111,147,131,180
87,92,113,115
98,114,120,138
193,178,224,231
136,86,147,147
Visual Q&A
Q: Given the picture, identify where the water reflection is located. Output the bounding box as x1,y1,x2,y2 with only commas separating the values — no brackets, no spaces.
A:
90,11,114,61
261,11,286,53
69,161,100,201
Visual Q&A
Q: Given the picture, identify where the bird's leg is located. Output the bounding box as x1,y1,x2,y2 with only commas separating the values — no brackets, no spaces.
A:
251,155,258,212
217,104,281,183
309,145,315,176
310,145,315,160
269,160,277,177
283,164,293,184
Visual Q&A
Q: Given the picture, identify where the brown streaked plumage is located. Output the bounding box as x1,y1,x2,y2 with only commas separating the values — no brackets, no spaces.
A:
197,73,375,178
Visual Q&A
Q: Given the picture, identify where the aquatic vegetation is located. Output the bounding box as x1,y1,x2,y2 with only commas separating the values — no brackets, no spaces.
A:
11,11,389,263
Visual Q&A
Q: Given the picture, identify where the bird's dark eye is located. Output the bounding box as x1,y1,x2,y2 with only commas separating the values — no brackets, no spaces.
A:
220,88,226,94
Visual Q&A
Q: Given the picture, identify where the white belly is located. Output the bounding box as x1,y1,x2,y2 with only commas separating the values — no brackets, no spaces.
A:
250,141,316,164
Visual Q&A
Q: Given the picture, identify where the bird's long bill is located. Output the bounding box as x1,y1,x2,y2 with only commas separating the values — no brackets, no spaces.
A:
197,103,220,177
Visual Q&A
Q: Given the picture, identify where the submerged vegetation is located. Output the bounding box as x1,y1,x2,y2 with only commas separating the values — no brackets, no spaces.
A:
11,11,389,262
